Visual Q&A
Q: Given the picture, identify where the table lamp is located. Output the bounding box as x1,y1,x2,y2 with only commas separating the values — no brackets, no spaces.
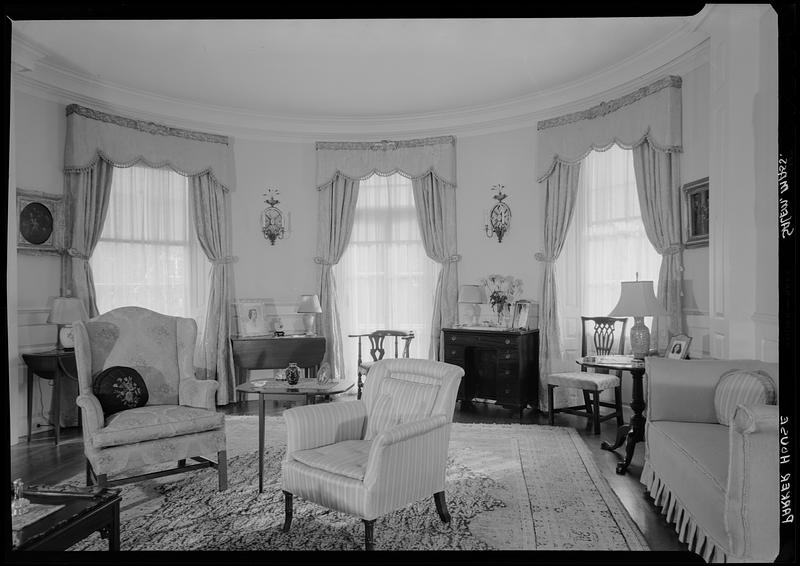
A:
297,294,322,335
47,296,89,350
608,278,667,359
458,284,485,326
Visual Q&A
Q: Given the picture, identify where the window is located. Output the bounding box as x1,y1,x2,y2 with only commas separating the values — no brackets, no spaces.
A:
335,173,438,381
90,165,210,323
557,145,661,356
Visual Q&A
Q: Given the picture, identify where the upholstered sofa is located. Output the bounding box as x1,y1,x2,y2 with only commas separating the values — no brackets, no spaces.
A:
641,357,779,563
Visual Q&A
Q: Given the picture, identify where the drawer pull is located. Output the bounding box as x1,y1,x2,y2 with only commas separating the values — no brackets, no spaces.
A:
505,353,511,359
450,336,456,342
504,388,511,394
504,370,510,376
450,350,457,356
504,339,511,345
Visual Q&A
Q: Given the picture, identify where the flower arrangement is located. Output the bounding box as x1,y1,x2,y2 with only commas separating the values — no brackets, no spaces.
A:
481,274,523,326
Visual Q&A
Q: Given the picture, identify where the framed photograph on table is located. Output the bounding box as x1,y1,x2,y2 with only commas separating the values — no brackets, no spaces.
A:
511,300,532,330
666,334,692,359
235,301,269,337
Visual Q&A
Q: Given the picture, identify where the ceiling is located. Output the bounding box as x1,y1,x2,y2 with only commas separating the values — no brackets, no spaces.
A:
11,15,708,137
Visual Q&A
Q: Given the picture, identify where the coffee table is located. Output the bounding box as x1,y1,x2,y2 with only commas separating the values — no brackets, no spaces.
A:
235,379,354,493
11,489,122,551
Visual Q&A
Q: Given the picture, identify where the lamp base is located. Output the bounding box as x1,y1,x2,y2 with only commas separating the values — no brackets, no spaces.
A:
470,304,481,326
629,316,651,359
302,313,317,336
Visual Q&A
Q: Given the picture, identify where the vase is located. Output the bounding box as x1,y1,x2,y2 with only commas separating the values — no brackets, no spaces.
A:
286,362,300,386
495,303,507,327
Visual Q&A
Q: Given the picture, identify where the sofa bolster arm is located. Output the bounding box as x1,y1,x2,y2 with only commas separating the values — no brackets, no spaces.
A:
725,403,779,561
731,403,778,434
284,400,367,454
76,394,105,435
179,378,219,411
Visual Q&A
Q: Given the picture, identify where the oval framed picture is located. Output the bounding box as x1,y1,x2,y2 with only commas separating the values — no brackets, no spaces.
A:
16,189,64,255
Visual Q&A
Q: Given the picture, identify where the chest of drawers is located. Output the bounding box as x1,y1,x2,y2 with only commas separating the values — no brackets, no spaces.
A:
441,327,539,418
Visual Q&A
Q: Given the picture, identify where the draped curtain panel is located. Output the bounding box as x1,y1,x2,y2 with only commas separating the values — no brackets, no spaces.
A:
315,174,360,382
314,136,459,379
189,173,235,405
412,172,460,359
535,161,582,411
633,140,685,350
63,103,237,402
535,76,685,401
64,158,115,317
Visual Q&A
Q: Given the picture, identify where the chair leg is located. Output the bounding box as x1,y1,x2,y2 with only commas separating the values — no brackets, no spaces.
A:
96,473,108,487
86,460,94,487
434,491,451,523
217,450,228,491
282,491,293,532
357,373,364,400
363,519,375,551
178,459,187,468
593,391,601,435
614,385,624,427
583,390,592,414
547,384,556,425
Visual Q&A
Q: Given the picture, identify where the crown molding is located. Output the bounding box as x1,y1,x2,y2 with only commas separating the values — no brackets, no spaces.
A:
12,22,709,142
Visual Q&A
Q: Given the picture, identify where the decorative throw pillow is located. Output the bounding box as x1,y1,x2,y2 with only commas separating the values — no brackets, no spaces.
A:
365,394,398,441
92,366,149,417
714,368,776,426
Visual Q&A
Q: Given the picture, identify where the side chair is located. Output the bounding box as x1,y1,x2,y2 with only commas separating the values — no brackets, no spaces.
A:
348,330,415,399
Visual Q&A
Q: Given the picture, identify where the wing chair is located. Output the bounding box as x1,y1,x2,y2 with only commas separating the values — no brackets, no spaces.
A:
73,306,227,490
281,357,464,550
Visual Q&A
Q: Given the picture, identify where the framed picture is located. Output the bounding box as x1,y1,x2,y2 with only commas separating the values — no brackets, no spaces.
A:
681,177,709,248
511,300,532,330
235,301,269,337
666,334,692,359
16,189,64,255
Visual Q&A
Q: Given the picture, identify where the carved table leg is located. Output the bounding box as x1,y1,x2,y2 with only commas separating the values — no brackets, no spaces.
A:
602,367,646,475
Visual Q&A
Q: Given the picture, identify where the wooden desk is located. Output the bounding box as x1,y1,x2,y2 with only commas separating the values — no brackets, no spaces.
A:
21,349,78,445
442,327,539,419
230,335,326,403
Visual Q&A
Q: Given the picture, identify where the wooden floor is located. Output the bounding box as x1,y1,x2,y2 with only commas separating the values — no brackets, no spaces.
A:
10,395,690,554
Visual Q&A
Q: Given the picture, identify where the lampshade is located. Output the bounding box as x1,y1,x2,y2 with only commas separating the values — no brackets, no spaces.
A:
458,285,485,304
608,281,667,317
297,294,322,313
47,297,89,324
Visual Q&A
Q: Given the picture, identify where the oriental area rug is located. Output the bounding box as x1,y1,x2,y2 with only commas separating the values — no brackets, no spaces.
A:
68,415,648,551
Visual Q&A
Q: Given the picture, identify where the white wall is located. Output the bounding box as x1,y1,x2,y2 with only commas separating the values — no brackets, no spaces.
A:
11,92,66,442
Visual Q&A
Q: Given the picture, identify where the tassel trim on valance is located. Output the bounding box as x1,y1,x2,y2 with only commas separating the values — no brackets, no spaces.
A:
641,461,730,563
64,151,232,193
316,136,455,151
316,167,455,191
536,130,682,184
66,104,230,145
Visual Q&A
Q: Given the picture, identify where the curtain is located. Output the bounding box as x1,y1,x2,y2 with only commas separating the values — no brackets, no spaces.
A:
336,174,438,384
64,158,115,316
412,171,460,359
91,165,210,321
315,173,360,382
535,161,582,411
633,139,685,350
189,172,235,404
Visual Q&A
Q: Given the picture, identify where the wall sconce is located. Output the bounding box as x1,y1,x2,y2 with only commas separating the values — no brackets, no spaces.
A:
261,188,290,245
485,184,511,243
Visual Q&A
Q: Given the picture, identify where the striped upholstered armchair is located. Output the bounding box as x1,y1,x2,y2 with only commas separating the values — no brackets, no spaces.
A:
281,358,464,550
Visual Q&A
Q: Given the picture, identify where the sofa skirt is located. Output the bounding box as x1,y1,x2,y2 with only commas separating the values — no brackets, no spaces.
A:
641,460,730,563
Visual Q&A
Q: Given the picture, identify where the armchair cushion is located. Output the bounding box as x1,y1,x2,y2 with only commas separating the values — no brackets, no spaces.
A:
377,376,438,421
92,405,224,449
364,394,398,441
92,366,149,417
291,439,372,481
713,369,776,425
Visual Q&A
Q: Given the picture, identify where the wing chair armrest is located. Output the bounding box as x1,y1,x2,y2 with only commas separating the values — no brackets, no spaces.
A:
363,414,449,490
76,394,105,435
284,400,367,454
725,403,780,561
179,378,219,411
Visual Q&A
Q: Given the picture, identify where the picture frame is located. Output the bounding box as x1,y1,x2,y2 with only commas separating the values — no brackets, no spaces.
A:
16,189,64,255
511,300,532,330
681,177,709,248
666,334,692,359
235,300,270,337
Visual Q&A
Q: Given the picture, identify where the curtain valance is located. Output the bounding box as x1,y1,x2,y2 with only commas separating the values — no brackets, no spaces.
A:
315,136,456,189
63,104,236,191
536,76,682,182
